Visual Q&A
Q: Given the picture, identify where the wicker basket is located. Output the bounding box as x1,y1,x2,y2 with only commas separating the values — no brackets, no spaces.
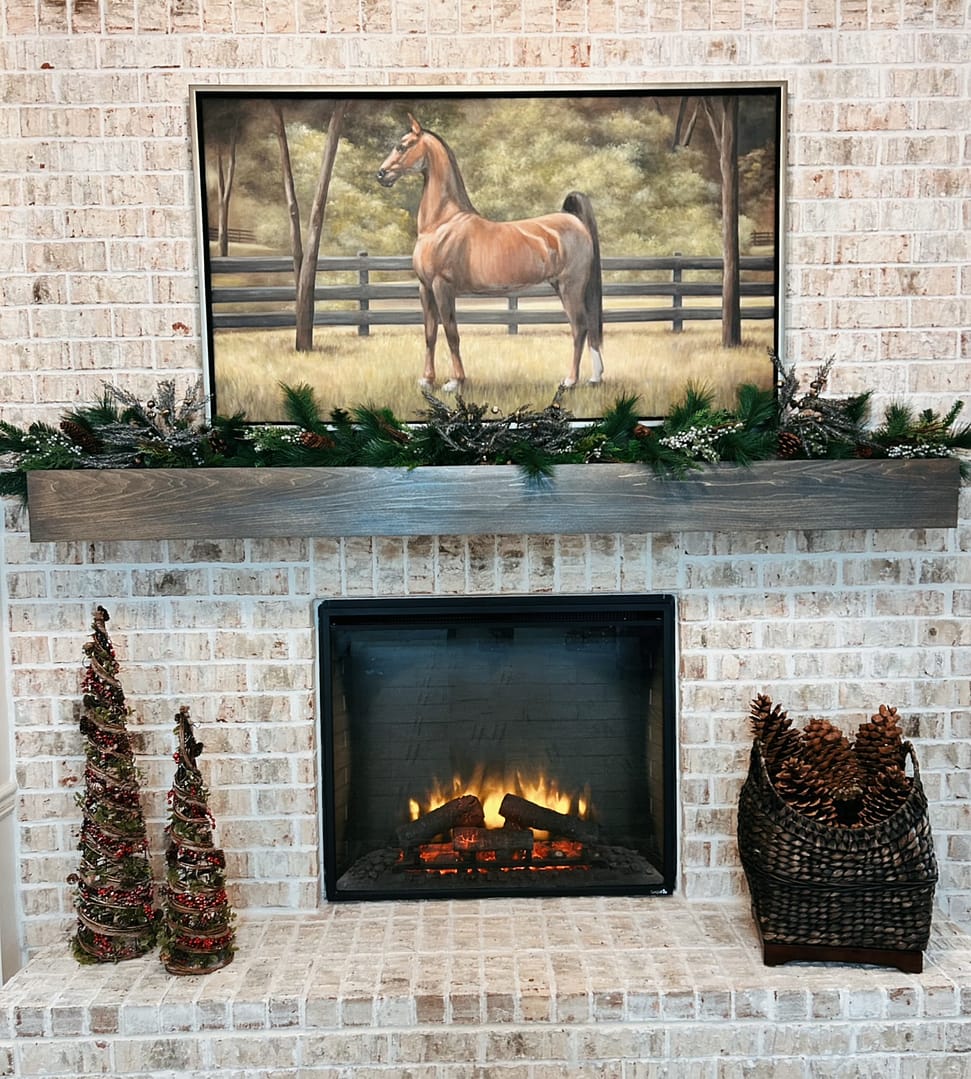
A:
737,739,938,972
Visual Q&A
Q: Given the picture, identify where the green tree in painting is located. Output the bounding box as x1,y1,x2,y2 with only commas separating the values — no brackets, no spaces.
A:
271,99,348,352
206,93,773,265
204,101,241,258
703,95,742,348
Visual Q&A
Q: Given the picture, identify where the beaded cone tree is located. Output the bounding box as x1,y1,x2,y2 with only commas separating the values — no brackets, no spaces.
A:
69,606,159,963
160,706,236,974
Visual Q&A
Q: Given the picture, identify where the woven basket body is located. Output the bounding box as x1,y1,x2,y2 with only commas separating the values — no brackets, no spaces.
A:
738,741,938,953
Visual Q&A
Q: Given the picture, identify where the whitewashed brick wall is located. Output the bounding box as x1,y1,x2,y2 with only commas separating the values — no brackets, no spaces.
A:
1,1,969,961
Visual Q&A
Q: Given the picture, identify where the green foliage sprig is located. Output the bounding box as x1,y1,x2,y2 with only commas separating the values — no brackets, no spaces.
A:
774,355,872,458
1,359,968,503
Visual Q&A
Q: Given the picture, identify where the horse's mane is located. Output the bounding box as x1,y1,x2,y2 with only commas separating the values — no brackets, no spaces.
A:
425,128,479,214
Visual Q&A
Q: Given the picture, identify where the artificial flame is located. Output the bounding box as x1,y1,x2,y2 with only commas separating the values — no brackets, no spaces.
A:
408,764,592,831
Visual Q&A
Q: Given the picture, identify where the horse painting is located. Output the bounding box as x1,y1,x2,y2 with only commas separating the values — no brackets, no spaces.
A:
377,114,605,393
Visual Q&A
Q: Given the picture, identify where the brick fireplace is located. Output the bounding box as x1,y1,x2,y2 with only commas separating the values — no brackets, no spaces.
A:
3,0,971,1071
4,494,971,1071
5,487,970,951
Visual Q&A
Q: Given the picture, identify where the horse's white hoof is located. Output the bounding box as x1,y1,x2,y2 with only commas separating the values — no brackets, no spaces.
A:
442,380,463,393
587,377,603,386
418,379,434,390
560,378,577,389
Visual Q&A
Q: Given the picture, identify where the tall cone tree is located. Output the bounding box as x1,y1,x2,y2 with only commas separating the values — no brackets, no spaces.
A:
69,606,158,963
160,706,236,974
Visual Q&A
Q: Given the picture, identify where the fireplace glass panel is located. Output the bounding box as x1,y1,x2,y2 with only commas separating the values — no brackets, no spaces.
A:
319,594,676,900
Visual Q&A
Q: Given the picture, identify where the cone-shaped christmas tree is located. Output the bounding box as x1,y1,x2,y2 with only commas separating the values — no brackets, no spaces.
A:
160,706,236,974
69,606,158,963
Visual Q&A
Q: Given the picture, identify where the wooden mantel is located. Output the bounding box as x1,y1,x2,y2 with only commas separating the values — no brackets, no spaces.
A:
23,458,961,542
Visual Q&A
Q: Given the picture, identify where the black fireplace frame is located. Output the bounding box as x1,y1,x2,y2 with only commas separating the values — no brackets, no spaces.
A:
318,593,678,901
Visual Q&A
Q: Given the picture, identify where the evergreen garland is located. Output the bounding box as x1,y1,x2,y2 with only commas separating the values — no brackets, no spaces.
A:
2,355,968,501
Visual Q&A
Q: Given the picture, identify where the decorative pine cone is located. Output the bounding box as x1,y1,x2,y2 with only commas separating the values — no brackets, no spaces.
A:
855,704,906,780
299,431,336,451
749,694,801,781
60,419,102,454
378,419,411,445
856,764,913,827
776,429,803,458
800,717,865,804
773,755,839,825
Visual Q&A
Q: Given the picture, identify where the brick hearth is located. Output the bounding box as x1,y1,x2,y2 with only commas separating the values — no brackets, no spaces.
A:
3,899,971,1076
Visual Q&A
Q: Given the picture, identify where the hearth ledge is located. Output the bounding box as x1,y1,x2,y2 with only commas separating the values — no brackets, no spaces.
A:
24,457,961,541
1,899,970,1077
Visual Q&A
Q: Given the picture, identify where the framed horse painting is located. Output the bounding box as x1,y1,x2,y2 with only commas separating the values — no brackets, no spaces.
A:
190,84,785,423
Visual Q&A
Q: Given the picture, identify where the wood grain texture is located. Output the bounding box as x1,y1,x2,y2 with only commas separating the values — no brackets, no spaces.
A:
25,458,960,542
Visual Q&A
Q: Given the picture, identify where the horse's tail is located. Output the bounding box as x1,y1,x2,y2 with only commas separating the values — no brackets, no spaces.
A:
562,191,604,350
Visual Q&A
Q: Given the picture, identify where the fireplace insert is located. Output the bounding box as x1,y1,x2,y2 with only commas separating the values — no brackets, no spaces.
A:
318,593,676,900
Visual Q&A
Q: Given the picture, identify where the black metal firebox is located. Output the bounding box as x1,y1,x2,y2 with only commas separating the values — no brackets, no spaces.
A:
319,593,677,900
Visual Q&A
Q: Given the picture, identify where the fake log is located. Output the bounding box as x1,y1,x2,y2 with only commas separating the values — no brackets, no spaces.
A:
451,826,534,853
396,794,485,848
498,793,600,844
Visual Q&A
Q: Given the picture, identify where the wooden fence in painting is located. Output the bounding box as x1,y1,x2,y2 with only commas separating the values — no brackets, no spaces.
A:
207,253,776,335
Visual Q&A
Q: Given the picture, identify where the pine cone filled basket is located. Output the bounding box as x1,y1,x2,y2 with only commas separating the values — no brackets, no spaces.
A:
737,739,937,972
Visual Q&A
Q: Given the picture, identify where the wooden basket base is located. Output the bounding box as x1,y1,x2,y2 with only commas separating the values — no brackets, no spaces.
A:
756,922,923,974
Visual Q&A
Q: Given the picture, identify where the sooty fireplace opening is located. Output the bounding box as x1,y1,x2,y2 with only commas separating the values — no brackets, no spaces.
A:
319,594,677,901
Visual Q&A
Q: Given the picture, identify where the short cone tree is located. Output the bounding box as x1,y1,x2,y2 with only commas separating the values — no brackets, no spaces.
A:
160,706,236,974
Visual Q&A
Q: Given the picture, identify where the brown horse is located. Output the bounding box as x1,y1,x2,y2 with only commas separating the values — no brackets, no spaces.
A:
377,114,604,393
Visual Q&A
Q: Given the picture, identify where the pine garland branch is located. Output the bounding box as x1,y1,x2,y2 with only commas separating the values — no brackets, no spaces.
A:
413,390,579,472
0,363,967,502
279,382,327,432
772,352,873,458
873,399,971,473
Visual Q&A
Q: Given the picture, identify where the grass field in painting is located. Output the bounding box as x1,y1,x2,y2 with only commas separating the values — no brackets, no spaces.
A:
211,313,775,424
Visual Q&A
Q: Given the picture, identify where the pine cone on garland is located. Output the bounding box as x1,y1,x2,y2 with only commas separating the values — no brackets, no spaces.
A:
60,419,103,454
299,430,336,451
749,694,801,781
773,755,839,826
776,430,804,459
